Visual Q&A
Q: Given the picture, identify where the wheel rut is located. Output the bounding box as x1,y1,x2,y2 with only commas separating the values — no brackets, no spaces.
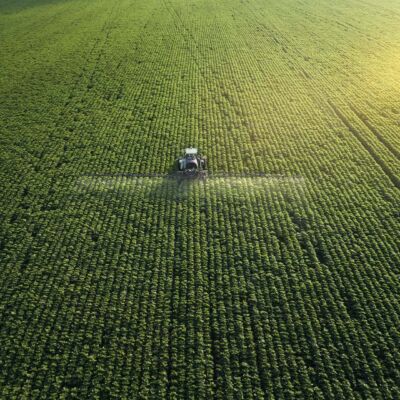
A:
327,100,400,190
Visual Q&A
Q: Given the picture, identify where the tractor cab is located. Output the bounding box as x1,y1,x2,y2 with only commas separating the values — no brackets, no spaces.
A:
178,147,207,176
184,148,198,169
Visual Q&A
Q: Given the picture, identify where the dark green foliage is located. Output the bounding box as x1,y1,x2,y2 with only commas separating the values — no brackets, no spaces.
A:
1,0,400,399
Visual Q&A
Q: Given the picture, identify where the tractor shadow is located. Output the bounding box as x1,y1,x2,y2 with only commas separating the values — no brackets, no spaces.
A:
146,176,204,203
145,159,206,203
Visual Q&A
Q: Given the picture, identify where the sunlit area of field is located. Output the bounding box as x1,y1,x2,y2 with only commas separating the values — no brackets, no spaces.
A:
1,0,399,398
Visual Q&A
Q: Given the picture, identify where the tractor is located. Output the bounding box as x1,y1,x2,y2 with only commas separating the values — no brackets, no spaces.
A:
177,147,207,178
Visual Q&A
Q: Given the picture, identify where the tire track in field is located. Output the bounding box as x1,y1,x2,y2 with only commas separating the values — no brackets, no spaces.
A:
161,0,275,174
159,4,276,393
327,100,400,190
241,0,400,188
161,0,242,171
346,103,400,161
153,2,271,381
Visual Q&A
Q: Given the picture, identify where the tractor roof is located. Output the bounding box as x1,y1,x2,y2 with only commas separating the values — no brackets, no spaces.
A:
185,148,198,155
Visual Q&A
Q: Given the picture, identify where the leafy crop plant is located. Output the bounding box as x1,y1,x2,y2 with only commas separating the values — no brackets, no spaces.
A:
1,0,400,398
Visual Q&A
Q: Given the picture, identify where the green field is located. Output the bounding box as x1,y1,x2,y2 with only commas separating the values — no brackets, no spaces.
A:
1,0,400,398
